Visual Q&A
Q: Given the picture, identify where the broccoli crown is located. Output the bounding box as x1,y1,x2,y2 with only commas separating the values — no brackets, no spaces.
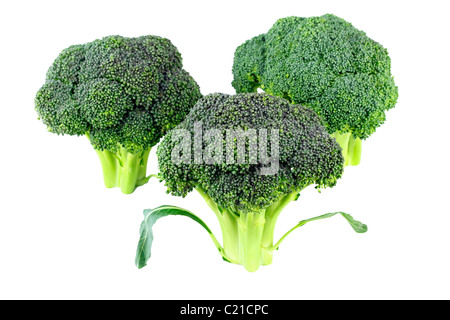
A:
157,93,344,212
232,14,398,140
35,35,202,153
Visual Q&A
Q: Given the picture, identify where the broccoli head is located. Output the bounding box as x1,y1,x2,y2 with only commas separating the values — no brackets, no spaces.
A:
35,35,202,194
135,93,367,272
232,14,398,166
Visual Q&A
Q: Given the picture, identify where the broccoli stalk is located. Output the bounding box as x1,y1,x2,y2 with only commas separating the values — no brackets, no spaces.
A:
93,144,152,194
196,186,299,271
330,132,362,166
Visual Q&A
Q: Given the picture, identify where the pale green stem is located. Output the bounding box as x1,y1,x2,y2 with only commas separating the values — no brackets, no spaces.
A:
195,186,303,271
238,210,266,272
260,190,301,265
330,132,362,166
87,135,152,194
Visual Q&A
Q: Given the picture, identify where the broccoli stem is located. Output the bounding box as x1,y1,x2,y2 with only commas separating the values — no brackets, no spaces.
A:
94,147,151,194
330,132,362,166
260,191,300,265
194,186,239,261
195,186,300,271
193,186,366,272
218,208,240,263
237,210,266,272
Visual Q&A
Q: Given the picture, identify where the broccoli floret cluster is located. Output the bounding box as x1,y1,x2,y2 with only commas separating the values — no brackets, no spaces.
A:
158,92,344,212
232,14,398,166
35,35,202,193
155,93,344,271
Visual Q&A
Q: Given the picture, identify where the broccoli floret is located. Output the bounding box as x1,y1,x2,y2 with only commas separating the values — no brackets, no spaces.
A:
35,35,202,194
232,14,398,166
136,93,367,272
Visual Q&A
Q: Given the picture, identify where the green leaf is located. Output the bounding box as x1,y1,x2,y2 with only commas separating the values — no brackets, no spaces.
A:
271,211,367,251
135,205,229,269
339,212,368,233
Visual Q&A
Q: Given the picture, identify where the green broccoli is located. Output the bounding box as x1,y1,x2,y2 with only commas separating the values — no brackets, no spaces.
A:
232,14,398,166
35,35,202,194
135,93,367,272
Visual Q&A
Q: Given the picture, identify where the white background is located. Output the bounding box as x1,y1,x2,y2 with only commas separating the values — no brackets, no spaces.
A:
0,0,449,300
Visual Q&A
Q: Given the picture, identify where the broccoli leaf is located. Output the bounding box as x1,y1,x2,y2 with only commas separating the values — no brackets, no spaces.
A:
135,205,229,269
272,212,367,251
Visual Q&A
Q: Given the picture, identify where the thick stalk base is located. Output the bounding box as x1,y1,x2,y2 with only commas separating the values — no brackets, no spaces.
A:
330,132,362,166
95,147,151,194
200,191,299,272
217,209,269,272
